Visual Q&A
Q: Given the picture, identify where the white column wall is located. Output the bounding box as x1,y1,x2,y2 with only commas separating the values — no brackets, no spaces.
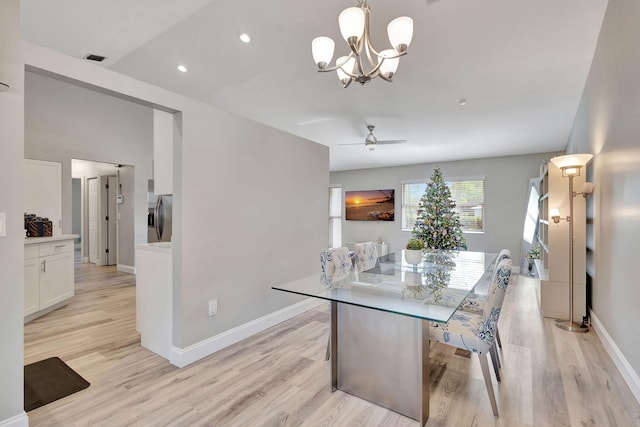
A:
0,0,27,424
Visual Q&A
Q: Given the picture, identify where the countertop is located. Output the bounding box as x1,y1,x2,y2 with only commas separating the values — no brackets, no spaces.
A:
136,242,172,254
24,234,78,245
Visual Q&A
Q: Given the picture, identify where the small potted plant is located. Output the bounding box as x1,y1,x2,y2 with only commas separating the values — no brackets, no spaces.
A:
526,243,540,276
405,238,424,265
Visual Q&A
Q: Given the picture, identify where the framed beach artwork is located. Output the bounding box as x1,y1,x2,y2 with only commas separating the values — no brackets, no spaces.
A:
345,189,395,221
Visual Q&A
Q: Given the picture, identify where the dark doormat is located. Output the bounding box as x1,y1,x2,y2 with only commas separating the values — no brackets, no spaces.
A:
24,357,90,412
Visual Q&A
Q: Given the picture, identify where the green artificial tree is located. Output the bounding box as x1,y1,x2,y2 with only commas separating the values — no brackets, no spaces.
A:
412,167,467,250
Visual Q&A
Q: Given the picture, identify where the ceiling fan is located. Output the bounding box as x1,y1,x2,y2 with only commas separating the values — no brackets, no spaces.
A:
339,125,407,151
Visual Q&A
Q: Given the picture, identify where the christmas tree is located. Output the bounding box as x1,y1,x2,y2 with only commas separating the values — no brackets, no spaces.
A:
412,168,467,250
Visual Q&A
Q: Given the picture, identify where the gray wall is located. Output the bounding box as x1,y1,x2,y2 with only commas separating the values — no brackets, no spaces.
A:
331,153,553,261
0,0,25,422
175,103,329,347
566,0,640,379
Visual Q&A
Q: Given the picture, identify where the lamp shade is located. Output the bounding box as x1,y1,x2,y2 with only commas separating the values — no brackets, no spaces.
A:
583,182,595,195
379,49,400,78
312,37,335,68
336,56,356,84
550,153,593,170
549,208,560,218
387,16,413,52
339,7,365,43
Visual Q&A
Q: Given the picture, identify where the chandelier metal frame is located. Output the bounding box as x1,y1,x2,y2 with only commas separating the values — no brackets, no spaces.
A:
312,0,413,88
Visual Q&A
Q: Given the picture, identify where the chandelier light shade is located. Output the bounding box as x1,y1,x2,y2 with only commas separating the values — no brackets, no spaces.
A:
387,17,414,52
336,56,357,86
312,37,335,69
339,7,365,43
311,0,413,87
379,49,400,78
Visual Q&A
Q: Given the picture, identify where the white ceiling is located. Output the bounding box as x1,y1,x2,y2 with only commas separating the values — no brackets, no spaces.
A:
21,0,608,171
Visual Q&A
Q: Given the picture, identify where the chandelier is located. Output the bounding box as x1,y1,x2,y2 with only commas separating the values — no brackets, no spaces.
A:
311,0,413,88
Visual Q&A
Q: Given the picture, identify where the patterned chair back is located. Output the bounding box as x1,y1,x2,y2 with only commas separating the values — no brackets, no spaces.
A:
353,242,379,273
477,257,512,344
320,247,352,289
496,249,511,261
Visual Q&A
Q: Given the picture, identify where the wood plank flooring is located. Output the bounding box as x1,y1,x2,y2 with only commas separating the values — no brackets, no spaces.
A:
24,263,640,426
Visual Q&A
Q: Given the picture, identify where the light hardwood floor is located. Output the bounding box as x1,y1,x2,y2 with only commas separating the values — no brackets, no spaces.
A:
24,263,640,426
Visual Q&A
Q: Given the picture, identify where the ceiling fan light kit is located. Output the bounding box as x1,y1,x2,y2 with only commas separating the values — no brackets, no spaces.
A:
311,0,413,88
340,125,407,150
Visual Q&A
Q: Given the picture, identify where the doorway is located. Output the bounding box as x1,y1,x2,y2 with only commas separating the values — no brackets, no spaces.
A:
72,159,134,268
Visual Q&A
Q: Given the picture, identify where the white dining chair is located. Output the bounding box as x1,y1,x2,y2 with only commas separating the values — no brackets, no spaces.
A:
429,257,512,417
320,247,353,361
353,242,379,277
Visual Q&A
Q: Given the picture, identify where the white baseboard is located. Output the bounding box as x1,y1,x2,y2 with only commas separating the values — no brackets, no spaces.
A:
590,310,640,405
0,412,28,427
169,298,325,368
117,264,135,274
82,257,89,263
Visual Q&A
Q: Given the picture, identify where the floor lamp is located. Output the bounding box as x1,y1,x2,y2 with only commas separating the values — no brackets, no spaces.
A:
549,153,594,333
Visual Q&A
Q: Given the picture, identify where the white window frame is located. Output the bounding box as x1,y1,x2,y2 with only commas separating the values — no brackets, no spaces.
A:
401,175,485,234
329,187,342,248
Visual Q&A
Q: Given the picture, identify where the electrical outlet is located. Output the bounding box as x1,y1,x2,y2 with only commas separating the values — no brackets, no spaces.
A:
208,299,218,316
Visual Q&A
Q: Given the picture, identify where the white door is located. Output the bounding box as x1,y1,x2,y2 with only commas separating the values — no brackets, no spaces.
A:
88,178,99,264
106,176,118,265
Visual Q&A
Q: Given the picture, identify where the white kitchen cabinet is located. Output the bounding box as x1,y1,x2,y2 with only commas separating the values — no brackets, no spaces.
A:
24,236,76,322
153,109,174,195
136,242,173,361
24,246,40,317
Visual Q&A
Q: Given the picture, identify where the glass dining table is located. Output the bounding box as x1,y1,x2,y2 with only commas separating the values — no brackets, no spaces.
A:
272,250,497,425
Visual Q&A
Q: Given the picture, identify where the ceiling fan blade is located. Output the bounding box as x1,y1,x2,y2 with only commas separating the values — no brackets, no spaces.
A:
377,139,407,145
338,142,365,146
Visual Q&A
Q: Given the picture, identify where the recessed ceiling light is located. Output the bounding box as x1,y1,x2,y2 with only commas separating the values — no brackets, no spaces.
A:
239,33,251,43
177,64,188,73
459,98,467,106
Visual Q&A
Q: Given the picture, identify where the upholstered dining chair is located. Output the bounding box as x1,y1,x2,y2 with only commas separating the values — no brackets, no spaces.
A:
429,257,513,417
320,247,353,361
353,242,379,279
458,249,513,378
460,249,512,348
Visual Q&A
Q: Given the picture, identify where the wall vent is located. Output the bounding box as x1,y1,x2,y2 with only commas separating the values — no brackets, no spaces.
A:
84,54,107,62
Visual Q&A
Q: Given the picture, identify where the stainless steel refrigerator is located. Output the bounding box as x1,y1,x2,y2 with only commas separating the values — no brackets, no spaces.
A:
148,180,172,243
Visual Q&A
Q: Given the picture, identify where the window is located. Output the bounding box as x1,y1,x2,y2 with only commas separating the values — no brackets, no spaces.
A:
522,184,539,244
401,177,485,233
329,187,342,248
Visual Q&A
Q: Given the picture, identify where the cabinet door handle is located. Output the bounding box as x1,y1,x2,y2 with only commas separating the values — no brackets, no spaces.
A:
55,244,65,248
41,259,46,273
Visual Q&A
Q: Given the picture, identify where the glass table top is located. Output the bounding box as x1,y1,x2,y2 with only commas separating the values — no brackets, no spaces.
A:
272,250,497,323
